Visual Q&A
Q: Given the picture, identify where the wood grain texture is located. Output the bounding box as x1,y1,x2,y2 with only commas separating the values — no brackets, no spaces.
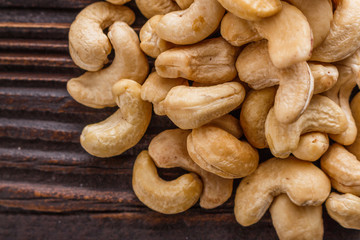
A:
0,0,359,239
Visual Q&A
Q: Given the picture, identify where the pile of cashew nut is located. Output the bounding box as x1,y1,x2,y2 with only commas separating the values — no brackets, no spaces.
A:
68,0,360,238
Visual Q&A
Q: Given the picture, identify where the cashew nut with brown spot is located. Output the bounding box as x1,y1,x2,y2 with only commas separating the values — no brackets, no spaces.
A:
155,37,238,84
132,151,202,214
67,22,149,108
148,129,233,209
69,2,135,71
234,157,331,226
135,0,180,19
292,132,329,162
326,192,360,230
80,79,152,158
155,0,225,45
270,194,324,240
309,62,338,94
161,81,245,129
187,125,259,179
321,144,360,196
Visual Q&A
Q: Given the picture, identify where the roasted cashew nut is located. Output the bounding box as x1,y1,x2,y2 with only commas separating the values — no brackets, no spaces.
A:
234,157,331,226
132,151,202,214
135,0,180,19
270,194,324,240
187,125,259,179
161,81,245,129
347,92,360,159
67,22,149,108
321,144,360,195
69,2,135,71
265,95,348,158
80,79,152,158
326,192,360,230
148,129,233,209
309,62,338,94
155,0,225,45
155,37,238,84
292,132,329,162
106,0,131,5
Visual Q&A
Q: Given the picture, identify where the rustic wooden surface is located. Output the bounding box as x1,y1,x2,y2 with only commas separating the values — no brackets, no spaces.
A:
0,1,359,239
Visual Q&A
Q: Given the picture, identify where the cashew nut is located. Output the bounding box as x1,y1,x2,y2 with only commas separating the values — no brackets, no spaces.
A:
174,0,194,9
311,0,360,62
106,0,131,5
220,12,262,47
234,156,331,226
148,129,233,209
161,81,245,129
80,79,152,158
155,0,225,45
155,37,238,84
132,151,202,214
326,192,360,230
139,15,175,58
292,132,329,162
265,95,348,158
187,125,259,179
67,22,149,108
347,92,360,159
135,0,180,19
68,2,135,71
216,0,281,21
321,143,360,196
309,62,338,94
141,72,188,115
236,40,314,124
209,114,242,139
270,194,324,240
252,1,312,69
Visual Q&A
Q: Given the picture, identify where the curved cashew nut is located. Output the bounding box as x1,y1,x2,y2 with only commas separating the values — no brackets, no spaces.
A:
161,81,245,129
252,2,312,69
347,92,360,159
155,0,225,45
270,194,324,240
309,62,338,94
326,192,360,230
216,0,281,21
69,2,135,71
236,40,314,124
311,0,360,62
187,125,259,179
135,0,180,19
234,157,331,226
265,95,348,158
321,144,360,195
67,22,149,108
139,15,175,58
155,37,238,84
80,79,152,158
141,72,188,115
292,132,329,162
106,0,131,4
132,151,202,214
148,129,233,209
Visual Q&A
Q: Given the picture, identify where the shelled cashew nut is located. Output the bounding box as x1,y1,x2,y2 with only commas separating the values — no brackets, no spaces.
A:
236,40,314,124
141,72,188,115
234,157,331,226
132,151,202,214
252,2,312,69
187,125,259,179
67,22,149,108
148,129,233,209
220,12,262,47
347,92,360,159
311,0,360,62
216,0,281,21
155,37,238,84
106,0,131,5
174,0,194,9
139,15,175,58
208,114,242,139
80,79,152,158
321,144,360,195
155,0,225,45
309,62,338,94
292,132,329,162
270,194,324,240
135,0,180,19
161,81,245,129
265,95,348,158
325,192,360,230
68,2,135,71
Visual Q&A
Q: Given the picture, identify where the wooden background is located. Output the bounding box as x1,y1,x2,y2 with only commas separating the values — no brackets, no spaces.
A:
0,0,359,239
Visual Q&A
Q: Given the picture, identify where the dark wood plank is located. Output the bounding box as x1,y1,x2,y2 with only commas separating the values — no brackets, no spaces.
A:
0,0,98,9
0,71,74,84
0,39,68,52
